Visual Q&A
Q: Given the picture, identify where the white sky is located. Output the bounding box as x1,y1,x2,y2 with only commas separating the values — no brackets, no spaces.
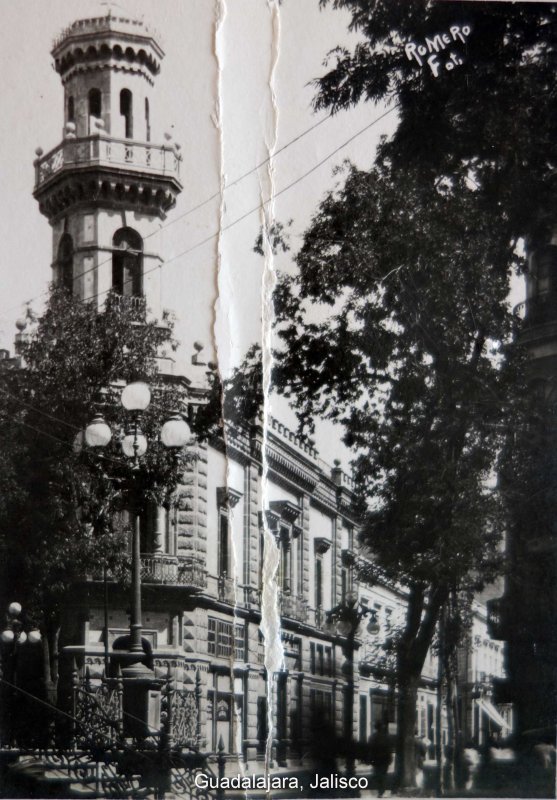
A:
0,1,525,468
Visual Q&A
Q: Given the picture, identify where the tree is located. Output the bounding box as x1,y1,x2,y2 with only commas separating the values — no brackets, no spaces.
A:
314,0,557,244
0,289,196,712
273,159,522,787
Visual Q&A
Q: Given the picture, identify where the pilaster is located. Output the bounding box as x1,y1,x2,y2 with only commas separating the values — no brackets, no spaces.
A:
302,493,310,600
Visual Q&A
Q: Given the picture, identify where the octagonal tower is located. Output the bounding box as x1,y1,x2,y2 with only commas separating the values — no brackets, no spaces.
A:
33,8,182,320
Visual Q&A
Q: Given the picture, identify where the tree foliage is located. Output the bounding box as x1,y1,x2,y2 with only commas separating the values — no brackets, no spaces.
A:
0,289,191,636
275,160,518,582
273,158,523,785
315,0,557,242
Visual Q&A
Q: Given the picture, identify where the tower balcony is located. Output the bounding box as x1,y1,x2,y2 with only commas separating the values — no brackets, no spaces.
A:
33,135,182,221
35,135,181,190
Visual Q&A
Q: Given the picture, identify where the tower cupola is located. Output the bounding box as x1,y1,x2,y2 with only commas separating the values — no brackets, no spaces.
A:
52,11,163,140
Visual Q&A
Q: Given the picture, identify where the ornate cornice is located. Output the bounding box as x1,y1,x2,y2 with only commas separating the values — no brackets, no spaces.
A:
216,486,242,509
269,500,300,525
34,169,180,223
314,537,332,555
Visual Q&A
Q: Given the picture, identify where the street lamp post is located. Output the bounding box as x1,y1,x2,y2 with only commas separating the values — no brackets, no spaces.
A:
325,593,380,778
0,603,41,747
84,381,190,738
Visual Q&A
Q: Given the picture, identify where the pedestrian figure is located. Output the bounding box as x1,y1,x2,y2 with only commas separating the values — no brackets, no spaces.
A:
414,733,428,790
369,721,392,798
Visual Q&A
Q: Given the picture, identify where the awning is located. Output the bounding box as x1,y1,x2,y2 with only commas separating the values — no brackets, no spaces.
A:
478,698,510,731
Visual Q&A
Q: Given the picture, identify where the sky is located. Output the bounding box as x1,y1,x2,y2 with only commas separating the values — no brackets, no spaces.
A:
0,0,402,466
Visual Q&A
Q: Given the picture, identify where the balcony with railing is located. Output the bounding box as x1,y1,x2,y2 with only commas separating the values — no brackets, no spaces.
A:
34,135,181,191
279,592,310,624
140,553,206,590
515,293,557,329
486,597,506,640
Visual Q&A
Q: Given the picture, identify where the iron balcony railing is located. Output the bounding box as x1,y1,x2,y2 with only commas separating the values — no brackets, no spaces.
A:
34,134,181,190
140,553,206,589
279,591,310,624
486,597,505,640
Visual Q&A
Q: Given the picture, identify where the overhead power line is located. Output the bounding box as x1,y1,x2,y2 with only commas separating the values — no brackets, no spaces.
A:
1,103,397,319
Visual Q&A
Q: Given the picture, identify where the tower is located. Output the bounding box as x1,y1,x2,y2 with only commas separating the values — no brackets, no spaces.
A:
33,9,182,322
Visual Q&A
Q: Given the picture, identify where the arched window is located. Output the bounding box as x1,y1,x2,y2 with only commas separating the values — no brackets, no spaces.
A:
57,234,74,293
112,228,142,297
145,97,151,142
120,89,133,139
67,96,75,123
88,88,101,133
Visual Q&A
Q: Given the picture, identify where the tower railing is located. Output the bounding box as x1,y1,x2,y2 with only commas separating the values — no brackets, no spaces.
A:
34,134,181,190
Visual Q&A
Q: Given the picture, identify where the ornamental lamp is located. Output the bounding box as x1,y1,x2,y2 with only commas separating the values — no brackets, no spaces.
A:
121,381,151,412
323,618,336,635
160,414,191,449
85,414,112,448
122,430,148,458
337,619,353,637
8,602,22,618
366,614,381,635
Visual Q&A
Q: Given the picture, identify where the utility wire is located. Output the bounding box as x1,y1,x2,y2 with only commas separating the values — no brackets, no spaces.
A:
2,111,334,318
1,104,397,319
82,104,399,309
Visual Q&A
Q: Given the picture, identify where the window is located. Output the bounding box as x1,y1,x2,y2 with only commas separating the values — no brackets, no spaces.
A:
385,608,393,634
120,89,133,139
310,642,333,676
218,511,230,577
208,617,245,660
145,97,151,142
67,96,75,123
57,234,73,293
88,88,101,133
112,228,142,297
341,567,348,602
279,526,291,593
315,556,323,610
310,689,332,730
258,530,264,588
139,502,157,552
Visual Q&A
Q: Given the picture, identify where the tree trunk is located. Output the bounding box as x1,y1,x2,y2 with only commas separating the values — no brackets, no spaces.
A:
42,623,60,706
395,585,447,791
396,672,420,790
445,664,456,791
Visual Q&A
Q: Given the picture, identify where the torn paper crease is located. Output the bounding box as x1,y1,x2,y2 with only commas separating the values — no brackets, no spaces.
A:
260,0,284,779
